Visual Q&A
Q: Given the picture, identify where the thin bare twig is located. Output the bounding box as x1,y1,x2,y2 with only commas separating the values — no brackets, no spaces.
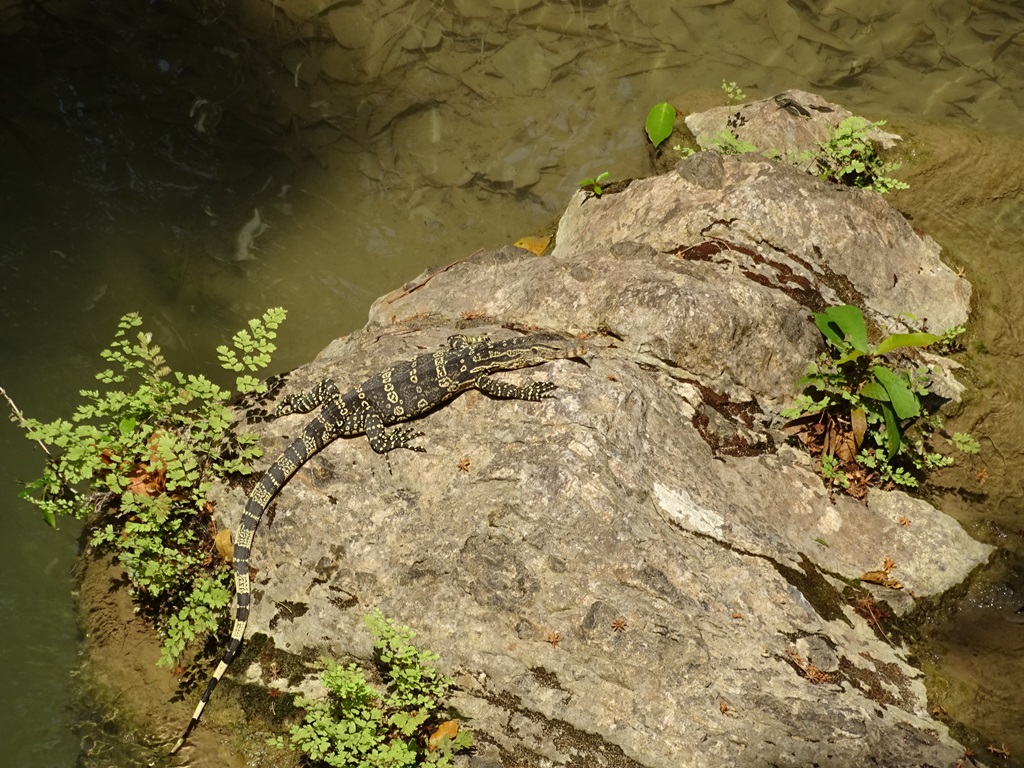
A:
0,385,54,460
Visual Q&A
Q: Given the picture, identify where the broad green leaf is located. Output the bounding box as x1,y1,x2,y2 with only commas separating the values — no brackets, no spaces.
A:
645,102,676,148
118,417,137,437
814,312,849,351
872,366,920,420
859,381,890,401
821,305,868,353
875,332,941,355
880,401,901,459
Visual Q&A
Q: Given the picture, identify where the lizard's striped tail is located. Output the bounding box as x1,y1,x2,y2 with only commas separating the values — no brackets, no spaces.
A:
170,431,322,753
169,497,261,754
169,612,247,752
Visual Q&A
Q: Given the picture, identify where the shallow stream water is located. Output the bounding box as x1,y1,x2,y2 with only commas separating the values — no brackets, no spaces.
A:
2,0,1023,764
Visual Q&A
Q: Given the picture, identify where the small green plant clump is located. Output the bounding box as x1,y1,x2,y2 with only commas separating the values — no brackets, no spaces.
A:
11,308,287,666
276,611,473,768
804,116,908,194
578,171,610,197
705,129,760,156
694,118,904,195
721,80,747,105
782,305,978,494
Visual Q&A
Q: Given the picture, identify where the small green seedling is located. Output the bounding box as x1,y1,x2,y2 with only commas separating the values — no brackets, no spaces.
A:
579,171,610,196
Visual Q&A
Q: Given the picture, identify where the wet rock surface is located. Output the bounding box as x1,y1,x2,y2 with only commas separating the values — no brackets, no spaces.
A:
179,143,989,765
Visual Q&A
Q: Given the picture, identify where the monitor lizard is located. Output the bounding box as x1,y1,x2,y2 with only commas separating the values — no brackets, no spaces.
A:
170,331,586,752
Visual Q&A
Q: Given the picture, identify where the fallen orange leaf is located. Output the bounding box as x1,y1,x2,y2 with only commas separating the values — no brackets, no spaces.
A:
214,528,233,563
512,235,550,256
859,570,903,589
126,461,167,497
428,719,459,751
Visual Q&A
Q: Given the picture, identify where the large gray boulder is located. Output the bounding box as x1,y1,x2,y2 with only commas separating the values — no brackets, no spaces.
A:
194,148,988,767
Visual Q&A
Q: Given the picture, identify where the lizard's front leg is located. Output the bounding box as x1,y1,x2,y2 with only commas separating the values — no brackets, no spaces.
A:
476,375,557,402
362,403,426,454
272,380,342,418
